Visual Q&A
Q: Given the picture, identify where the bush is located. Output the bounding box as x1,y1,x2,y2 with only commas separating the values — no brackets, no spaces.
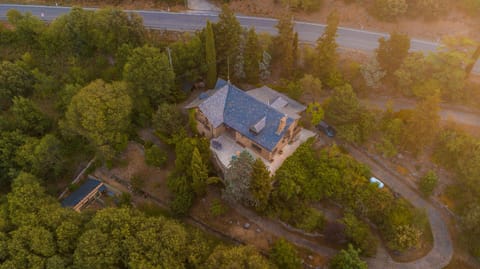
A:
170,191,193,216
342,213,378,257
270,238,302,269
209,199,227,217
145,145,167,167
296,208,325,233
418,170,438,197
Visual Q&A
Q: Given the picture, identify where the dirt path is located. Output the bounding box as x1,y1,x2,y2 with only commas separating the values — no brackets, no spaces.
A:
342,143,454,269
233,204,338,257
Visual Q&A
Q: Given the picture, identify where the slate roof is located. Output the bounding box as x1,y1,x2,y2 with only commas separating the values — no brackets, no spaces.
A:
246,86,306,119
197,81,294,151
61,178,104,208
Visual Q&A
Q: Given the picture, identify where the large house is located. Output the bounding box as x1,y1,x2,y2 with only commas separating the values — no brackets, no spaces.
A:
186,79,314,173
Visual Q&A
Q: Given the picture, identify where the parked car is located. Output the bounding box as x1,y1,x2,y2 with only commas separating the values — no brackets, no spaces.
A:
316,121,336,137
369,177,385,188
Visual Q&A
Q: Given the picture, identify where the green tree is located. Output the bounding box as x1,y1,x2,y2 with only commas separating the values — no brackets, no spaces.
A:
0,131,26,187
91,8,144,55
172,33,207,82
214,5,242,78
152,103,186,139
223,151,255,203
314,10,341,87
418,170,438,197
6,10,45,50
205,20,217,88
41,7,95,58
15,134,63,179
342,213,378,257
300,74,322,102
145,145,167,167
402,94,440,153
10,96,51,136
250,158,272,212
205,245,272,269
244,28,262,83
191,147,209,196
270,238,302,269
373,0,408,21
325,83,361,126
62,79,132,160
0,60,34,109
376,32,410,78
394,52,428,96
123,45,176,114
274,15,295,78
306,102,324,126
329,244,367,269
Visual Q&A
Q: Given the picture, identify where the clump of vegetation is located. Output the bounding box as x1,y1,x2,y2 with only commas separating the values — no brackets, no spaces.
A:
329,244,367,269
296,208,325,233
270,238,302,269
145,144,167,167
418,170,438,197
209,199,227,217
342,213,378,257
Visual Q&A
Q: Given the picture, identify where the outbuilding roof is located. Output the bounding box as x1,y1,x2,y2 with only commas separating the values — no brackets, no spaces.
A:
61,178,104,208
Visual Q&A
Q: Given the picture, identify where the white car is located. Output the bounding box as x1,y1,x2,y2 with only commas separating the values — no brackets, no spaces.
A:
369,177,385,188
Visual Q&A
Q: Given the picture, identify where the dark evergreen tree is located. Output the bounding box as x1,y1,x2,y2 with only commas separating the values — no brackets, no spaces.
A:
205,20,217,89
274,15,295,78
314,10,341,87
244,28,262,84
250,158,272,212
214,5,242,79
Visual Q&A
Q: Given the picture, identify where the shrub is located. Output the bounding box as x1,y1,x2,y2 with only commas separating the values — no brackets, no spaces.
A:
270,238,302,269
209,199,227,217
342,213,378,257
418,170,438,197
296,208,325,233
145,145,167,167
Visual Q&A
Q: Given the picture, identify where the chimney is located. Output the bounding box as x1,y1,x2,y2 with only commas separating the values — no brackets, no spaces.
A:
276,115,288,135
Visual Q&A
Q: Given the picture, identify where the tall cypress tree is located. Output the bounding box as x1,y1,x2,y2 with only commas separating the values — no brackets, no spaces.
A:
250,158,272,212
274,15,295,78
205,20,217,89
314,10,340,87
191,147,208,196
214,5,242,78
244,28,261,84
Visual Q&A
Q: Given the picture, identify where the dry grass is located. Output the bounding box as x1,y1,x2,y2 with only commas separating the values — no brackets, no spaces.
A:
0,0,185,11
228,0,479,41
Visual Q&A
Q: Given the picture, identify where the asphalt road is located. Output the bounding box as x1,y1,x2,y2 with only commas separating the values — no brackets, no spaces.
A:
0,4,439,51
1,4,475,62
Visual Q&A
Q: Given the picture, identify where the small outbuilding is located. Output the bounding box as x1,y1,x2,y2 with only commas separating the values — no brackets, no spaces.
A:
61,178,106,212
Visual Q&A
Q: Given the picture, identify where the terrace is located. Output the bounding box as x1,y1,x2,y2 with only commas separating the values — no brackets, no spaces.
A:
210,128,316,174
